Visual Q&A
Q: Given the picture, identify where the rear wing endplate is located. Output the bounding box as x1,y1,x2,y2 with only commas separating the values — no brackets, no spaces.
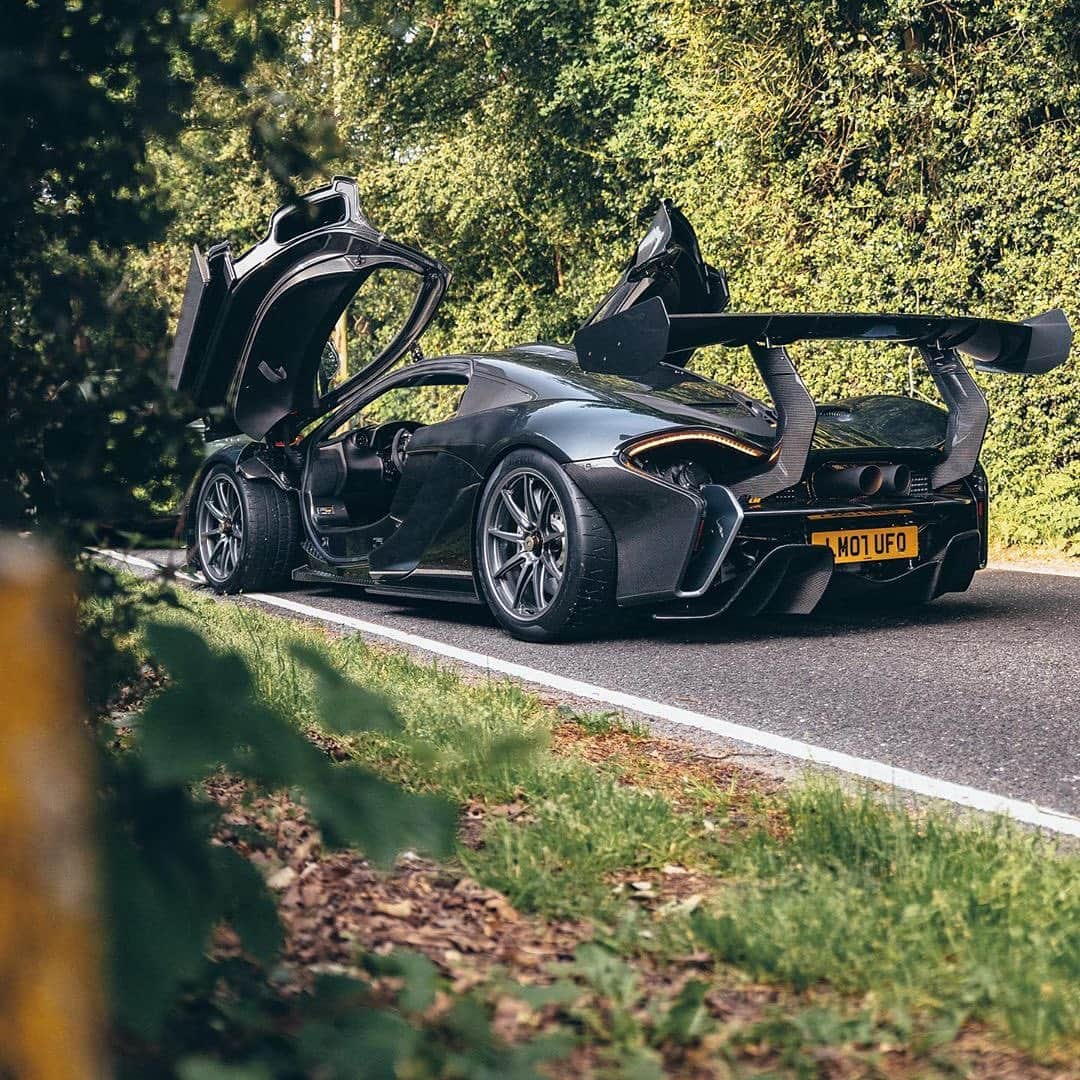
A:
573,299,1072,498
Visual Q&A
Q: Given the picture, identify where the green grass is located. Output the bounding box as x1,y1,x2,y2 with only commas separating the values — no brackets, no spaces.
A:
103,578,1080,1060
147,590,720,926
695,783,1080,1052
563,707,650,738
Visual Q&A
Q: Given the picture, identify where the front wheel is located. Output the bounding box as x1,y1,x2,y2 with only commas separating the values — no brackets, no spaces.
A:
475,449,616,642
194,464,301,594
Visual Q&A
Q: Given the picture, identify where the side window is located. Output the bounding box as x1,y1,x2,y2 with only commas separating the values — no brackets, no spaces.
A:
455,374,535,415
324,375,469,439
361,380,468,426
273,194,347,244
317,266,422,399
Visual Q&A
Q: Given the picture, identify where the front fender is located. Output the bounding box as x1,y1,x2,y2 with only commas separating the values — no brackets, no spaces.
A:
179,436,256,553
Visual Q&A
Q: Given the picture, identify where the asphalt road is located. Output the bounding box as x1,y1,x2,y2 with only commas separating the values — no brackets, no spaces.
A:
133,551,1080,820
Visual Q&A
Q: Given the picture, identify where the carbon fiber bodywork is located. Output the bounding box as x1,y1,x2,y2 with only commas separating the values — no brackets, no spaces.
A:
564,457,703,604
647,481,984,620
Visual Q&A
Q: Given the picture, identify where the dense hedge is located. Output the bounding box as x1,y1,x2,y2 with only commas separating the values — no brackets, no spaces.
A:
139,0,1079,549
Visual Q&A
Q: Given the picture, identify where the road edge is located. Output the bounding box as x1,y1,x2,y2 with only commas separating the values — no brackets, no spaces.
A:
93,547,1080,839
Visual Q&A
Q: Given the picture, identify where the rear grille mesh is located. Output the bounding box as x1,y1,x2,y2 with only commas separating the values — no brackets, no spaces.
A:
755,468,935,507
759,483,810,506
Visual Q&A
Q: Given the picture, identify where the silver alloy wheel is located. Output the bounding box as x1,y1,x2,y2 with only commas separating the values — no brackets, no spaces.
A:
481,467,567,619
197,473,245,584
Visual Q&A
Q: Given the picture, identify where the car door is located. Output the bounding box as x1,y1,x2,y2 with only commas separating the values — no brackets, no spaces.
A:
167,177,450,441
366,422,483,581
349,364,482,583
580,201,729,366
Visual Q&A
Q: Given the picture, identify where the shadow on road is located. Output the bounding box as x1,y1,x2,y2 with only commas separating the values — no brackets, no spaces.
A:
280,579,1050,648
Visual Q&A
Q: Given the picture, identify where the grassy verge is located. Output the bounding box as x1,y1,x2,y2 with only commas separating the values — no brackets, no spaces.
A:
987,540,1080,570
96,578,1080,1076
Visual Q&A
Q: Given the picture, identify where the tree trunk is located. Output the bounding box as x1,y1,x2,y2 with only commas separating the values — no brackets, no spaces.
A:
331,0,347,379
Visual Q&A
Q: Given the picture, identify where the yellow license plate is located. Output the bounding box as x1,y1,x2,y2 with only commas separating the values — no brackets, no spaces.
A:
811,524,919,564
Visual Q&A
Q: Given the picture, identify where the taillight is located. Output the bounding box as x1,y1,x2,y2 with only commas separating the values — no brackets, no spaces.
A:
623,429,765,461
621,429,767,493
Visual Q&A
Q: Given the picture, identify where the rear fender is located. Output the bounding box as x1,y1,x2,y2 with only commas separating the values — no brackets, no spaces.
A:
479,431,573,472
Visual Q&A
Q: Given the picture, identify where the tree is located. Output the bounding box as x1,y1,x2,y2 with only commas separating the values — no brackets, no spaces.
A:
136,0,1080,547
0,0,332,543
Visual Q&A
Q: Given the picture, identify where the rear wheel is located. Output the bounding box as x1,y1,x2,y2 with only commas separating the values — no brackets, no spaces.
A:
475,449,616,641
194,465,301,593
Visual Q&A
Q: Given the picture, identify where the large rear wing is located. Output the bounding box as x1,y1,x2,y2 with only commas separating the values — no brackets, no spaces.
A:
573,298,1072,497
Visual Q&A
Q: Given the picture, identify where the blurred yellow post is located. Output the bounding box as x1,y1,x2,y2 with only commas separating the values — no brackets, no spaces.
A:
0,537,105,1079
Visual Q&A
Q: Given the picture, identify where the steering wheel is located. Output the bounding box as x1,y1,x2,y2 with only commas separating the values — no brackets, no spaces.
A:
390,426,413,472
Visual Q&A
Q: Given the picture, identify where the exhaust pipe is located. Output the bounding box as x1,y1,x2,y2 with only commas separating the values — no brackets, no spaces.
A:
879,463,912,496
815,464,883,498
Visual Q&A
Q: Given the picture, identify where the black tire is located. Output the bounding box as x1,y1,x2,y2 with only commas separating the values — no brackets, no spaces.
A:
474,448,616,642
193,464,301,594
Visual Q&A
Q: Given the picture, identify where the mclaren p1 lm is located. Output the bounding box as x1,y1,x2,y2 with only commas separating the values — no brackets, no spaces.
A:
168,177,1072,641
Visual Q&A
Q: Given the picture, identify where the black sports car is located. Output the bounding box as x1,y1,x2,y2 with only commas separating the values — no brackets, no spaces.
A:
169,177,1072,641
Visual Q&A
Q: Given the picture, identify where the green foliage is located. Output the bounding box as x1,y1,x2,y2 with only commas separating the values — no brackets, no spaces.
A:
691,781,1080,1051
258,962,569,1080
468,767,699,919
149,578,705,923
103,606,571,1077
0,0,334,543
528,944,712,1076
126,961,569,1079
731,1005,920,1079
2,0,202,536
563,707,649,738
103,619,455,1037
120,573,1080,1061
9,2,567,1073
136,0,1079,550
78,559,189,713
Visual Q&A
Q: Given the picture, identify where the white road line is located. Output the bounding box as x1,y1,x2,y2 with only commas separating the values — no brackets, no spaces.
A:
94,547,1080,838
986,561,1080,578
91,548,198,579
